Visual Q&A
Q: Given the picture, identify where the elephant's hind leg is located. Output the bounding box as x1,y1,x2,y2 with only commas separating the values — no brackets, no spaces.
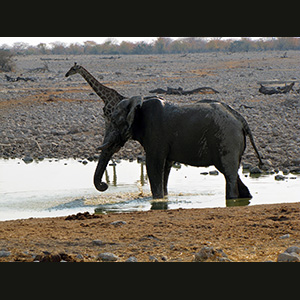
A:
224,174,252,200
237,175,252,199
214,159,240,200
224,174,239,200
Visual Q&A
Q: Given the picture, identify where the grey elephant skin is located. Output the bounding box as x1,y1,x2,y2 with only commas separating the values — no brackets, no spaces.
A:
94,97,263,200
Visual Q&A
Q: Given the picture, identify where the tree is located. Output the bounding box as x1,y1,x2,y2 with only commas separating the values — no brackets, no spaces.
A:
50,42,67,54
228,39,255,52
275,37,300,50
169,39,189,53
83,41,97,54
11,42,29,54
133,42,152,54
68,43,84,55
0,49,14,72
153,37,172,54
206,38,230,52
119,41,135,54
37,43,48,54
100,39,118,54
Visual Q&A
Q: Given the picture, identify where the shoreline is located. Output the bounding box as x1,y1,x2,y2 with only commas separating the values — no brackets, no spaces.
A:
0,202,299,262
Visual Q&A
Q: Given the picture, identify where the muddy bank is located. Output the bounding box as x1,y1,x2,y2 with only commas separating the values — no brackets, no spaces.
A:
0,202,300,262
0,51,300,172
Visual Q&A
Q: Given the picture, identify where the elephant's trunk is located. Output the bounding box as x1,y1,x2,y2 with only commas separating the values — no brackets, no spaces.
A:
93,123,126,193
93,150,112,192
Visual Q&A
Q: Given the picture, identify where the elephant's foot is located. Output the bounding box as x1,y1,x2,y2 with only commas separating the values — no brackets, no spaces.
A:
237,175,252,199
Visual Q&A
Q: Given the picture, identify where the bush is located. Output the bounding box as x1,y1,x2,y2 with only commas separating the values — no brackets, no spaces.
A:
0,49,14,72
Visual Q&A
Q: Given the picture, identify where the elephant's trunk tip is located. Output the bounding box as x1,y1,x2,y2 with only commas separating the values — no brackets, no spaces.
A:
94,181,109,192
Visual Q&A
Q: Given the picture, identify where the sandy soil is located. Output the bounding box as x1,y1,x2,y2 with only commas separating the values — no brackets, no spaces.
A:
0,202,299,262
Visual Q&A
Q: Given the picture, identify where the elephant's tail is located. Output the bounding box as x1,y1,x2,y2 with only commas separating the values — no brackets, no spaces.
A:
243,124,264,167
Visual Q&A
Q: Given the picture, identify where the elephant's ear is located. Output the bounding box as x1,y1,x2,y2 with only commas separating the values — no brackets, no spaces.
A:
126,96,143,127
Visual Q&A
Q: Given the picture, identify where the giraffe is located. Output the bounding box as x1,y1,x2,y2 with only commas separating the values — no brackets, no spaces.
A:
65,62,126,123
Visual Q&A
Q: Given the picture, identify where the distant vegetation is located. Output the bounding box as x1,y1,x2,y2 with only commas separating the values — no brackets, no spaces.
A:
0,49,14,72
1,37,300,56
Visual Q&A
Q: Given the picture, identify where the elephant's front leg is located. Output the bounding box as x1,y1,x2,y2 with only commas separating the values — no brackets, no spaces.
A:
146,154,166,199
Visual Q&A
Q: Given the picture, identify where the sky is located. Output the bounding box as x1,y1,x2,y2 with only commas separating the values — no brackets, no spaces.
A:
0,37,163,47
0,37,260,47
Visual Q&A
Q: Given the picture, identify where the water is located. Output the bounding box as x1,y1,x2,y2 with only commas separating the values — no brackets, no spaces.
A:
0,158,299,221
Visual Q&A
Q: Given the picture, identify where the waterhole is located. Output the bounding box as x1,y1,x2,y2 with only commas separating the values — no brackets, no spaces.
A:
0,158,299,220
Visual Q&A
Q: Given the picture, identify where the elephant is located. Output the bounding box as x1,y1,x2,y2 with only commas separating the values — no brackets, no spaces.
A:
93,96,263,200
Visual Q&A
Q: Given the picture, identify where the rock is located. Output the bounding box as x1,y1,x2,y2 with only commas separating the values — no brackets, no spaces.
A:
137,155,145,163
0,250,11,257
125,256,138,262
209,170,219,176
34,253,62,262
59,253,76,262
194,247,215,262
242,163,252,170
291,158,300,166
76,254,84,260
65,211,101,220
110,220,127,226
249,166,262,175
34,252,77,262
277,252,300,262
275,175,286,181
22,155,33,164
51,129,68,136
285,246,300,254
194,246,229,262
290,167,300,174
68,125,80,134
282,168,290,175
97,252,119,262
260,159,273,171
92,240,104,246
149,255,159,262
263,260,274,262
279,233,290,239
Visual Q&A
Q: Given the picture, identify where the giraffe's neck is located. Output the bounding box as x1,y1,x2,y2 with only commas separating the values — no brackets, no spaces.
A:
78,67,124,105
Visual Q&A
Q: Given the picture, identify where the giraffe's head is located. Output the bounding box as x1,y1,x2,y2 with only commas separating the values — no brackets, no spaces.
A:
65,62,81,77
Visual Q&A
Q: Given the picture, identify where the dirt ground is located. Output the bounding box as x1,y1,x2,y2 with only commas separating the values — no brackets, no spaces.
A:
0,202,299,262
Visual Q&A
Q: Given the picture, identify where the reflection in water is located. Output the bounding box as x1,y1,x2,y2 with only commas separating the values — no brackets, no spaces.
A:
0,158,299,220
226,198,251,207
140,162,147,186
105,161,148,187
105,163,117,186
150,200,169,210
